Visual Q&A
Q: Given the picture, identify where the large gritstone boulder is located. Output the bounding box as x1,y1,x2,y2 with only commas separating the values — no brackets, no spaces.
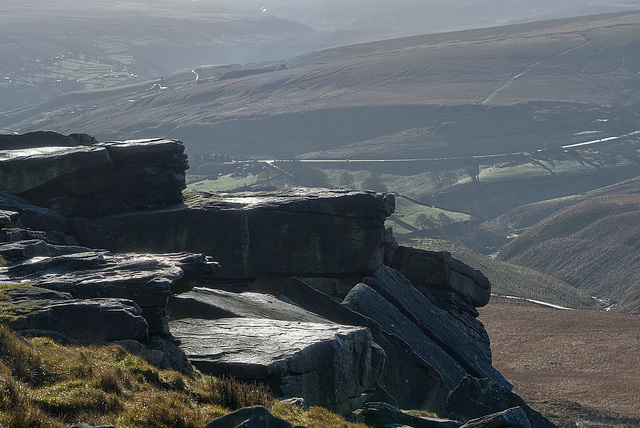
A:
0,137,188,218
67,188,396,283
170,318,385,414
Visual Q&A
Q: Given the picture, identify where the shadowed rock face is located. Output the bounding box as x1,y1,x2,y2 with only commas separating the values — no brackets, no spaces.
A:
392,246,491,307
361,266,510,389
445,376,555,428
68,188,396,282
0,137,187,218
343,282,468,389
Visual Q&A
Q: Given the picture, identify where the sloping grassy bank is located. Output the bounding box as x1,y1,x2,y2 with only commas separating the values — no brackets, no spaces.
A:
0,324,366,428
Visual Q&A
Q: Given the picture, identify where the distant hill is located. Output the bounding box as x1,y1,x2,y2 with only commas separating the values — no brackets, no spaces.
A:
3,11,640,161
498,176,640,312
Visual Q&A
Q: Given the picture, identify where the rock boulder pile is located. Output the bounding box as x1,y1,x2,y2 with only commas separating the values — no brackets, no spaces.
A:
0,132,556,427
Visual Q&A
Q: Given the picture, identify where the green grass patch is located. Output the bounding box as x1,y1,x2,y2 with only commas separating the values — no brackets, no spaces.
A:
389,193,476,233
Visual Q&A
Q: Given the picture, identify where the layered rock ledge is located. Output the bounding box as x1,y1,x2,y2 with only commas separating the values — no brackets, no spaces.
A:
0,134,187,217
67,188,396,285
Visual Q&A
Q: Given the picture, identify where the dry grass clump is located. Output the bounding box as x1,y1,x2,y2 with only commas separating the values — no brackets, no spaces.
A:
0,324,363,428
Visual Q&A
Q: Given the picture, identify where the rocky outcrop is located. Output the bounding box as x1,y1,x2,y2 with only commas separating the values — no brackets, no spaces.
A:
390,247,494,358
0,133,556,426
361,266,510,389
343,283,468,389
66,188,395,288
171,317,384,413
0,138,187,218
0,193,219,371
252,276,450,413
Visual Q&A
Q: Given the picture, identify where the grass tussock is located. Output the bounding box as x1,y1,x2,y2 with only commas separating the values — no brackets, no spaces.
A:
0,324,360,428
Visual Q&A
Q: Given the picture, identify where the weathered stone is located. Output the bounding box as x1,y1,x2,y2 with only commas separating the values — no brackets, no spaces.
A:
445,376,556,428
357,402,461,428
116,337,193,374
252,276,449,413
0,285,148,342
23,298,148,343
167,287,330,323
0,137,188,218
280,397,308,410
1,249,217,335
391,246,491,307
68,188,395,282
343,283,467,389
0,145,113,195
460,407,531,428
0,239,89,264
435,292,492,361
2,251,179,306
204,406,292,428
363,266,510,389
170,317,384,413
0,188,68,232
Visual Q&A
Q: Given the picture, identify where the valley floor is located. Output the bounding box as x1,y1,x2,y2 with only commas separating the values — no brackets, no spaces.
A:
479,297,640,427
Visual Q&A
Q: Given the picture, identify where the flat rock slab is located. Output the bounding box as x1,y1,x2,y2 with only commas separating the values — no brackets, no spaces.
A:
170,317,384,412
167,287,330,323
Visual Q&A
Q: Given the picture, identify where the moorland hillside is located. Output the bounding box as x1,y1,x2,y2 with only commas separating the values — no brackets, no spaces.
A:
497,176,640,312
3,11,639,161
